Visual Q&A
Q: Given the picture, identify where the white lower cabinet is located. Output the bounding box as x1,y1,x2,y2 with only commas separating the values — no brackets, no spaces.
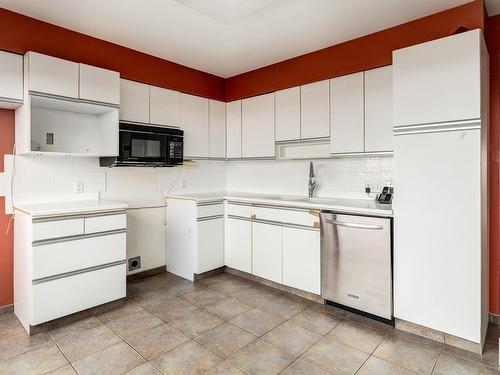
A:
225,217,252,273
283,227,321,294
198,217,224,274
252,221,282,284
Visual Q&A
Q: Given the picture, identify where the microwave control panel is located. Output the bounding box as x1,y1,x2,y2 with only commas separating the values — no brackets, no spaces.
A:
169,139,183,160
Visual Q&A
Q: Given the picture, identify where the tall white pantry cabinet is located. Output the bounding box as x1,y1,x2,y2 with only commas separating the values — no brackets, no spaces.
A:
393,29,489,351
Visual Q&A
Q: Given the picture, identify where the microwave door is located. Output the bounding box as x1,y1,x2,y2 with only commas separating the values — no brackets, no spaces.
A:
120,131,167,163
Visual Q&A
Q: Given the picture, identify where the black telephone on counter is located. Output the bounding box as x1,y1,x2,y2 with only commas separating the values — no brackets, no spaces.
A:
377,186,393,204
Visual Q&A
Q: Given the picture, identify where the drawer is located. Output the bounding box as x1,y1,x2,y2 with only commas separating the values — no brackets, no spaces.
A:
85,213,126,234
32,263,126,325
197,203,224,218
226,203,252,218
33,232,126,280
253,206,319,228
33,218,84,242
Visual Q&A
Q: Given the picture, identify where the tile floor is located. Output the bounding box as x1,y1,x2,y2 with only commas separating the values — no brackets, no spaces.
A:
0,271,499,374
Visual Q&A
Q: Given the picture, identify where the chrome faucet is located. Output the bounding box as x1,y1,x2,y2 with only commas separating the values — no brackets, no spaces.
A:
308,161,317,198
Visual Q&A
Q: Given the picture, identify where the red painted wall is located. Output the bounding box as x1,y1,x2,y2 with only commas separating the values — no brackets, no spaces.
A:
225,0,484,101
0,109,14,308
0,8,226,101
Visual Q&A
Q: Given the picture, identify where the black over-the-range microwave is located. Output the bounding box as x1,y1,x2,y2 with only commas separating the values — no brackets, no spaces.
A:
100,123,183,167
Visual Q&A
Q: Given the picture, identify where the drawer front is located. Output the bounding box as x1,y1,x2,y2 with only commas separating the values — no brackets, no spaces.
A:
32,263,126,325
33,218,84,242
253,206,319,228
226,203,252,218
85,213,126,234
33,233,126,280
197,204,224,218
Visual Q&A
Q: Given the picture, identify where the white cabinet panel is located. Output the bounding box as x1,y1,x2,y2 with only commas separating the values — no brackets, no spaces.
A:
0,51,23,104
300,80,330,139
393,29,481,126
198,218,224,273
225,217,251,273
150,86,180,127
209,100,226,158
119,79,149,123
33,218,84,242
330,72,364,154
276,87,300,141
365,66,393,153
27,52,79,98
180,93,209,158
283,228,320,294
241,93,275,158
79,64,120,105
226,100,242,158
198,204,224,218
252,222,282,283
85,213,126,234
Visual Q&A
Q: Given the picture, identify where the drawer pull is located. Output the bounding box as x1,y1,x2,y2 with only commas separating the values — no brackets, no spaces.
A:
32,228,126,246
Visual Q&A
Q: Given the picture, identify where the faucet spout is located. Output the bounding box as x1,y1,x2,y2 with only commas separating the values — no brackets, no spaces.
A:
308,161,316,198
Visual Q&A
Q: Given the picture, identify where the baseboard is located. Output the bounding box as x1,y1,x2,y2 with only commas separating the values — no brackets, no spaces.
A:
194,267,225,281
127,266,166,282
0,304,13,316
490,313,500,326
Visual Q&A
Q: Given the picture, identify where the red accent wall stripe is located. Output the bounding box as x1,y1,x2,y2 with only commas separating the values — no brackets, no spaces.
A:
0,8,226,101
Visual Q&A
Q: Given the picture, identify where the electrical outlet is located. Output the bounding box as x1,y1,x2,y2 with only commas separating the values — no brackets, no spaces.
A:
74,181,84,193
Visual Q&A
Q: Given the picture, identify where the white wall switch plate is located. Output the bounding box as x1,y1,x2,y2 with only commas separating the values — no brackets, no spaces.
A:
74,181,85,193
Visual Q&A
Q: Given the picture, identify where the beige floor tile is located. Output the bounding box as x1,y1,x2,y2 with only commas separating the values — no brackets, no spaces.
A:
373,333,442,374
262,321,322,356
309,303,352,319
151,340,221,375
97,302,144,324
48,316,103,341
104,309,163,338
231,284,280,307
357,356,417,375
0,331,52,361
54,324,122,362
329,320,386,354
180,288,228,307
131,288,179,309
280,358,330,375
204,298,253,321
72,342,145,375
226,338,295,375
443,341,499,369
0,342,68,375
0,313,25,338
230,308,285,336
195,323,257,358
433,352,499,375
302,335,369,375
126,323,189,359
201,360,245,374
169,310,225,337
144,296,198,322
259,294,307,320
46,364,78,374
289,308,343,335
348,313,394,332
208,277,255,296
124,362,162,374
199,273,235,287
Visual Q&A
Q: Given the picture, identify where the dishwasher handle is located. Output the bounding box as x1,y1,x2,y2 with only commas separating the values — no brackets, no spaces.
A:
325,219,383,230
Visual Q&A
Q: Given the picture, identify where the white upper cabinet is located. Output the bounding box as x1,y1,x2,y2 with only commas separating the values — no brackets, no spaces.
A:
365,66,393,153
119,79,149,123
0,51,23,107
276,87,300,141
393,29,481,126
330,72,364,154
149,86,180,127
180,93,209,158
301,80,330,139
226,100,242,158
241,93,275,158
79,64,120,105
27,52,79,99
209,99,226,158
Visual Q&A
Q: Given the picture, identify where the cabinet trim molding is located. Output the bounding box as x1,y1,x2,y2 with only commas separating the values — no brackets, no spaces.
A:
32,228,126,246
30,91,120,109
197,214,224,222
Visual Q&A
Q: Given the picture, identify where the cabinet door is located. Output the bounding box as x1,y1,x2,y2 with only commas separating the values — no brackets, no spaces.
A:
226,100,242,158
150,86,180,127
198,218,224,273
330,72,364,154
276,87,300,141
365,66,393,153
120,79,149,123
301,80,330,139
225,218,251,273
180,94,209,158
241,93,275,158
252,221,282,283
27,52,79,98
283,227,320,294
393,29,481,126
79,64,120,105
0,51,23,104
209,100,226,158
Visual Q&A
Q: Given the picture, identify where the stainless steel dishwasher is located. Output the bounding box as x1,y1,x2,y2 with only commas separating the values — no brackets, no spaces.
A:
321,212,393,321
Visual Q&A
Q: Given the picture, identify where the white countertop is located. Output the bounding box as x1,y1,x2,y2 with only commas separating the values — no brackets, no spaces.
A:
165,191,393,217
14,199,128,218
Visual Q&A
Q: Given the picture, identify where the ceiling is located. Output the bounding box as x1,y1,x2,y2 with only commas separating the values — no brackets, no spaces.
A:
0,0,487,78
